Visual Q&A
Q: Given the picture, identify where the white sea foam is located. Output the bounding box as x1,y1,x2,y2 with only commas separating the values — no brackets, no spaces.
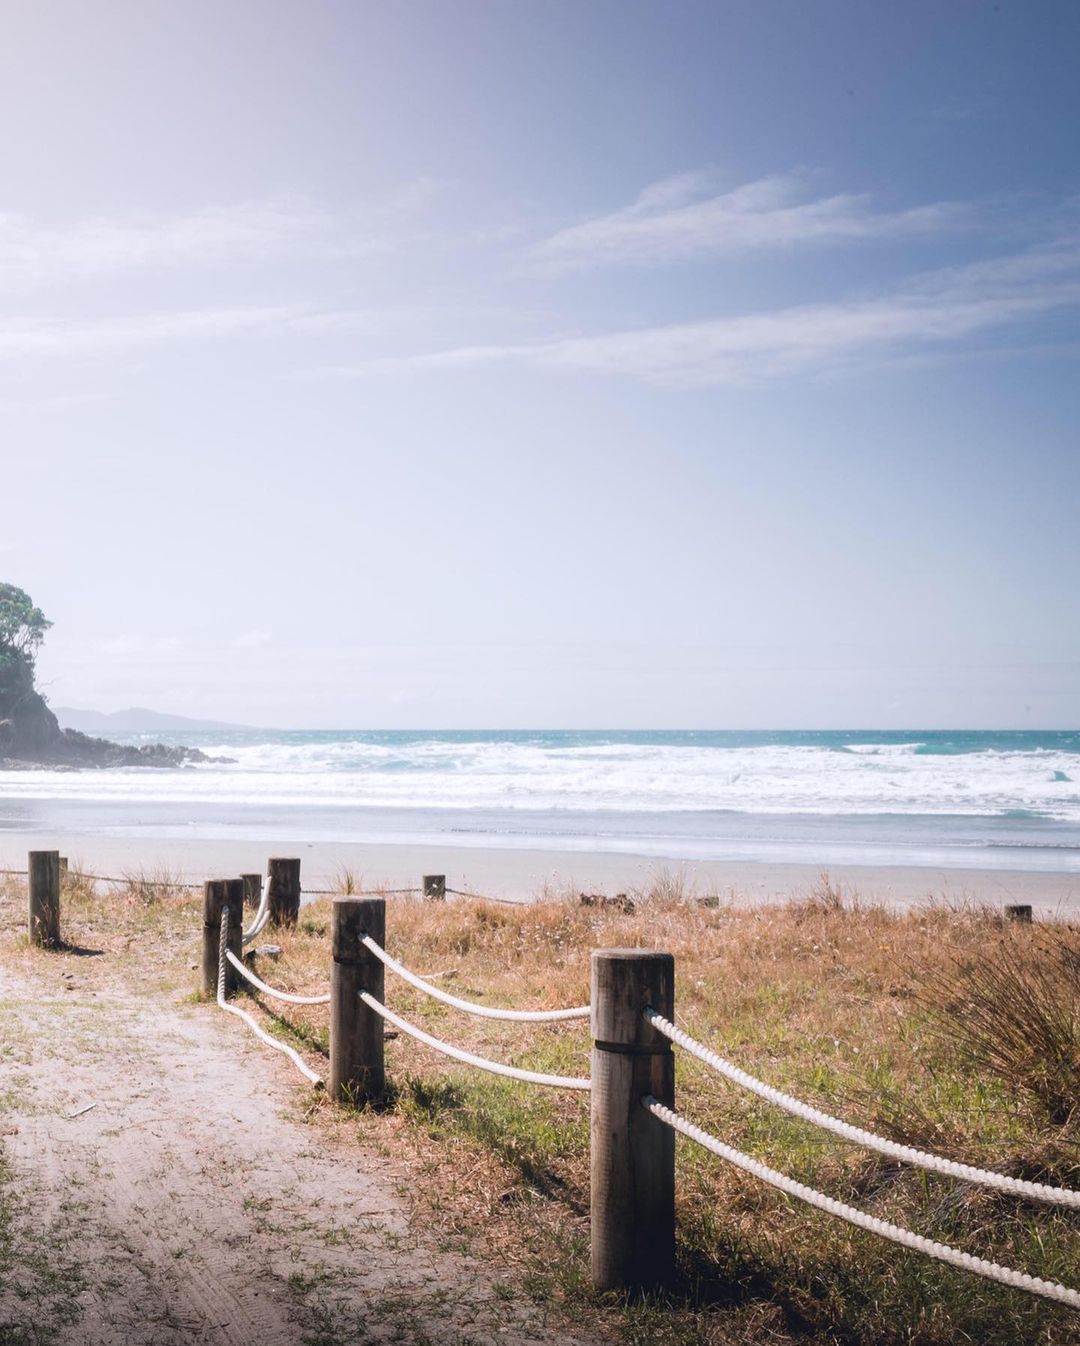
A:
1,736,1078,821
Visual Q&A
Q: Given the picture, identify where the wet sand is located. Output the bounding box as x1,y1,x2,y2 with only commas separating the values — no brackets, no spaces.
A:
2,831,1078,914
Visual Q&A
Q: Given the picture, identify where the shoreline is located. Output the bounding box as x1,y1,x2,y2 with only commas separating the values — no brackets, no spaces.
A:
2,831,1078,912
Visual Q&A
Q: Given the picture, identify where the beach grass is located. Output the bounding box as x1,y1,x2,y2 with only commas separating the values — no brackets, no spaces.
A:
3,870,1080,1344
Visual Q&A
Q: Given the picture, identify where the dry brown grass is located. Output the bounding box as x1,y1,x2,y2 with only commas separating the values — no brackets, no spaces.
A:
4,870,1080,1344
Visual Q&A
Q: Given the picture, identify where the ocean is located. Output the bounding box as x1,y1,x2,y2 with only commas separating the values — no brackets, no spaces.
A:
2,729,1079,872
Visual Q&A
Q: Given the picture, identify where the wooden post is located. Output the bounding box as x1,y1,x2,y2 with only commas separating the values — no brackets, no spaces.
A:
330,897,385,1104
591,949,675,1292
28,850,61,948
268,857,301,927
58,856,69,875
423,874,446,901
241,873,262,909
1005,904,1033,923
202,878,243,997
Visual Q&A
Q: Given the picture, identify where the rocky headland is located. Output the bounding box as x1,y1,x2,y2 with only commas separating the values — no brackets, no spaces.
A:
0,582,224,770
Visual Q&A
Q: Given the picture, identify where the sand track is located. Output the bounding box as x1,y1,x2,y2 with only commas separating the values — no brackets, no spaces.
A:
0,971,595,1346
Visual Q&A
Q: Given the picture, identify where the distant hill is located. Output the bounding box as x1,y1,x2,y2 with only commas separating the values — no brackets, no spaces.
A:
54,706,256,734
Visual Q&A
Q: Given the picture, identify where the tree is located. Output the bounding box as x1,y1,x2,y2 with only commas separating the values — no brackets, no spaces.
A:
0,583,51,670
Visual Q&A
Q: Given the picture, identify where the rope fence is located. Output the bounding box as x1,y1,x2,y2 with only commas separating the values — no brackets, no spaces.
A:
16,847,1079,1319
199,890,1080,1314
643,1008,1080,1209
361,932,590,1022
225,949,331,1005
216,905,323,1087
359,991,590,1090
641,1096,1080,1311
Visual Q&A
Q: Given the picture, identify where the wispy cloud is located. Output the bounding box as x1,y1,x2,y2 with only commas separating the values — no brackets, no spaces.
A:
0,183,443,289
0,304,398,361
322,239,1080,387
533,171,965,269
0,305,308,359
0,203,331,288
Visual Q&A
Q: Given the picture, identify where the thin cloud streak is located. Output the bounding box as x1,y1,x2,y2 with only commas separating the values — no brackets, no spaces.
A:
324,239,1080,387
0,306,307,359
0,182,444,289
533,171,965,269
0,203,331,288
0,304,395,360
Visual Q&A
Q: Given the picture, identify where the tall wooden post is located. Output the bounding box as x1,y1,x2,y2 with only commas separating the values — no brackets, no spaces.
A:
268,857,301,927
330,897,385,1104
28,850,61,948
202,878,243,997
423,874,446,901
591,949,676,1292
241,873,262,909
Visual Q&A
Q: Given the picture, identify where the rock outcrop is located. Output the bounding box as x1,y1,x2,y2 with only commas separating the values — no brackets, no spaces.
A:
0,685,218,770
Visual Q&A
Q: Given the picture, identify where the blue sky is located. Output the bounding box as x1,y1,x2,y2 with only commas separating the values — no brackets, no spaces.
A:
2,0,1078,727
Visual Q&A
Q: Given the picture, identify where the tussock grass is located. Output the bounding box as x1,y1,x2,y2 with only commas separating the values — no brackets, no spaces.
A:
5,869,1080,1343
238,883,1080,1345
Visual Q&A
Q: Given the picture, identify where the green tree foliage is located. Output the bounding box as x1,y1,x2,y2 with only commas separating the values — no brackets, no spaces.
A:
0,584,51,694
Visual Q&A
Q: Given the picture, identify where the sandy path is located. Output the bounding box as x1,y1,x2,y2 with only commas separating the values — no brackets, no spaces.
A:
0,971,598,1345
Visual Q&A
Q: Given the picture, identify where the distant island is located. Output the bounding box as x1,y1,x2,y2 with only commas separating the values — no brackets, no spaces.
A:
53,706,256,735
0,583,221,770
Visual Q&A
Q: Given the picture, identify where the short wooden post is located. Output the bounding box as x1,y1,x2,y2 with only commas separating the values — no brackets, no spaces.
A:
423,874,446,901
268,857,301,927
58,856,69,875
330,897,385,1103
241,873,262,909
202,878,243,997
28,850,61,948
1005,904,1033,923
591,949,676,1292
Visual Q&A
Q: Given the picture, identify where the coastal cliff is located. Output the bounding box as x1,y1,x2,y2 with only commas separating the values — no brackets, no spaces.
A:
0,582,212,770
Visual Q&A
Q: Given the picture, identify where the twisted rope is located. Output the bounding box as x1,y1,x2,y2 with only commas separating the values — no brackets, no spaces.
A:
445,887,522,906
642,1097,1080,1311
644,1009,1080,1209
361,934,589,1022
225,949,330,1005
242,874,271,946
217,906,322,1086
359,992,591,1090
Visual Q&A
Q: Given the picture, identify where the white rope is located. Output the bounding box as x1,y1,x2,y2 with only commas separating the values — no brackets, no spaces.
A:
642,1097,1080,1311
359,992,591,1091
218,907,323,1087
225,949,331,1005
360,934,590,1022
241,874,271,946
644,1009,1080,1210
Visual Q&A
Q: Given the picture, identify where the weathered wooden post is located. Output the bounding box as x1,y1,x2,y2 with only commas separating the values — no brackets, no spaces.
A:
330,897,385,1104
1005,904,1033,923
241,873,262,909
202,878,243,997
268,857,301,927
28,850,61,948
423,874,446,901
591,949,676,1292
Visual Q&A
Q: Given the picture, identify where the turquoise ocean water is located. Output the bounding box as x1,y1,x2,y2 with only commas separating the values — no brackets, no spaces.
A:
1,729,1079,871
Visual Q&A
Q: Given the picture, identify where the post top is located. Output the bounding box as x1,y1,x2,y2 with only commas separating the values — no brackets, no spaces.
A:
592,948,672,961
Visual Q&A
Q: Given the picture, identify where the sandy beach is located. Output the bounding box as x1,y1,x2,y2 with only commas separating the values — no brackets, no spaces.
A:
2,830,1078,914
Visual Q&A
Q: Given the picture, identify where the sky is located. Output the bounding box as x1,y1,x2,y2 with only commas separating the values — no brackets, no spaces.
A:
2,0,1078,729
